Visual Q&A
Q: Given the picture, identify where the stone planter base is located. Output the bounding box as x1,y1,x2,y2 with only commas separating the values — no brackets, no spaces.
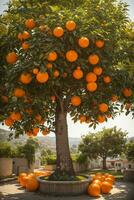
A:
0,158,13,177
37,175,91,195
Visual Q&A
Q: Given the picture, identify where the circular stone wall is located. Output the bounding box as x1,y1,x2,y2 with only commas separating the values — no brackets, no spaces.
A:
37,175,91,195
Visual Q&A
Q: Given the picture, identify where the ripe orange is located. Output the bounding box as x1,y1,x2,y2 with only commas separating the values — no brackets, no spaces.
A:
94,175,102,182
47,51,58,62
125,103,131,110
25,108,33,115
20,73,32,84
86,72,97,82
66,50,78,62
95,40,105,48
73,67,83,79
22,31,31,40
78,37,89,48
35,114,42,122
46,63,53,69
88,54,100,65
4,117,14,126
71,96,81,106
108,174,115,183
101,181,112,194
65,20,76,31
87,82,97,92
26,131,33,137
17,33,23,41
111,95,118,102
33,127,39,136
10,112,21,121
93,66,103,76
6,52,18,64
93,180,102,187
14,88,25,98
104,173,110,178
79,115,86,123
42,128,49,136
87,183,101,197
51,96,56,101
36,72,49,83
122,88,132,97
33,68,39,74
99,103,108,113
22,42,30,50
25,19,36,29
53,70,60,77
105,178,113,185
85,117,91,123
53,27,64,38
103,76,111,83
97,115,106,123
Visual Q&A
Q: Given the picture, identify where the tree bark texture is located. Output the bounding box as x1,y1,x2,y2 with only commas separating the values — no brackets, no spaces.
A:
102,157,107,170
55,101,75,175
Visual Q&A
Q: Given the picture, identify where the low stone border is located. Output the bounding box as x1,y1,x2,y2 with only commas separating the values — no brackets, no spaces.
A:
0,175,17,183
37,175,91,195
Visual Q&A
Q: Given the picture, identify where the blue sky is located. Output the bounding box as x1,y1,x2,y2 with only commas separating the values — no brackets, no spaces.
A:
0,0,134,138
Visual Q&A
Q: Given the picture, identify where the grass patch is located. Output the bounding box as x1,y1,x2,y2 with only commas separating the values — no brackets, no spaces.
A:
40,174,87,181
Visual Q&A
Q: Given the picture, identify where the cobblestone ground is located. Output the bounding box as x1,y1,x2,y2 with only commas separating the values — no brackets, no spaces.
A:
0,181,134,200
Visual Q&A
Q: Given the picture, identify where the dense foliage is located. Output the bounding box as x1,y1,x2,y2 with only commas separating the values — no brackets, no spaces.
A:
125,140,134,161
0,0,133,137
78,127,127,169
0,141,14,158
13,138,39,167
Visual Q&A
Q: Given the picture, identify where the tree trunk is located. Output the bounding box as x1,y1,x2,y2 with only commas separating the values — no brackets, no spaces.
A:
102,157,107,170
55,101,75,176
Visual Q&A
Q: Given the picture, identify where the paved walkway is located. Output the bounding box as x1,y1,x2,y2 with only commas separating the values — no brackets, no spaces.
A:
0,181,134,200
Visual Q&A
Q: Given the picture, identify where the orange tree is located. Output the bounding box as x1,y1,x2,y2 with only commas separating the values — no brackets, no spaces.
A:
0,0,134,176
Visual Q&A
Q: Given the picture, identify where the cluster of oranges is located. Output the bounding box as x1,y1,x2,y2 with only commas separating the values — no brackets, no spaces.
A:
18,170,52,192
4,18,133,129
26,127,50,138
4,110,50,137
78,103,108,124
87,172,115,197
4,111,22,127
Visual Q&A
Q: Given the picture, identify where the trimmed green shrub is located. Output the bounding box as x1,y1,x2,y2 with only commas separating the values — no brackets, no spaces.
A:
0,142,13,158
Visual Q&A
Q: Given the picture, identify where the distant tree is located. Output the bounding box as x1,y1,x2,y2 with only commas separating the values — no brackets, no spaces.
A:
41,148,53,157
125,140,134,161
79,127,127,169
40,148,54,165
23,138,39,167
14,138,39,167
